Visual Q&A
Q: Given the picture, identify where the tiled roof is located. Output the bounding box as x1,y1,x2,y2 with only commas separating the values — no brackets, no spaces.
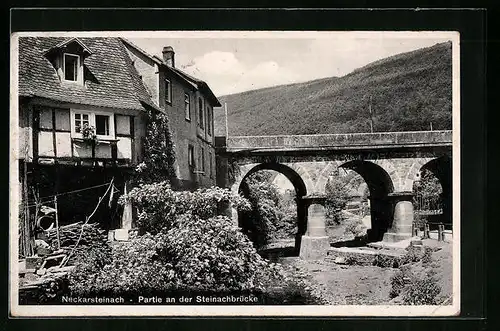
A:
169,67,221,107
120,38,221,107
18,37,156,111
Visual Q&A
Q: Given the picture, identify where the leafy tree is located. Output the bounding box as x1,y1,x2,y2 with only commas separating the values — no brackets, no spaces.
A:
414,169,442,198
241,171,298,248
324,174,351,226
242,171,282,248
135,109,177,184
413,168,442,212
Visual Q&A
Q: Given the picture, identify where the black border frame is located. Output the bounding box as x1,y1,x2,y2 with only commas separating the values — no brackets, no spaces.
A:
7,7,487,331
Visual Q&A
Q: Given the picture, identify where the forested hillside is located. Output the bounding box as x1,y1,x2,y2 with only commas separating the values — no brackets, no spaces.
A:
215,42,452,136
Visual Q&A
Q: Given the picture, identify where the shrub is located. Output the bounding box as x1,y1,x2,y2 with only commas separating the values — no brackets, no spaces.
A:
254,263,328,305
402,275,441,305
421,246,434,266
69,234,168,296
119,182,250,234
389,266,414,298
71,182,325,304
389,247,441,305
343,217,368,238
70,215,273,296
399,245,425,265
158,214,269,292
373,254,399,268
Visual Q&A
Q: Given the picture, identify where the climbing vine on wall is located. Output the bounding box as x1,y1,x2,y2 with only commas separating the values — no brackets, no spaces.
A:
135,109,177,184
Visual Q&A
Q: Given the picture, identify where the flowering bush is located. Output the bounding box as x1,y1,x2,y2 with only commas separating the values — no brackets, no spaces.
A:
119,181,250,234
68,181,323,304
158,214,268,291
69,233,166,296
81,123,97,144
68,214,323,303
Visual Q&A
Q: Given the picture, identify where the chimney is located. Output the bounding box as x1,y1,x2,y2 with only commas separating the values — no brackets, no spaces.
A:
162,46,175,67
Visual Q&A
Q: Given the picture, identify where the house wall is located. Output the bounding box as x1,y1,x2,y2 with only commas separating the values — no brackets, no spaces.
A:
19,102,33,160
122,43,160,106
22,98,146,166
121,44,218,189
158,69,217,189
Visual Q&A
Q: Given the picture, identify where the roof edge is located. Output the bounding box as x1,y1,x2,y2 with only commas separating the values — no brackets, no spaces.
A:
119,37,221,107
43,37,93,56
119,37,163,65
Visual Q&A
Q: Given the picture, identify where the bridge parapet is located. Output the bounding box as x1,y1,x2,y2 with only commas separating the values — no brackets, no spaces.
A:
225,130,452,152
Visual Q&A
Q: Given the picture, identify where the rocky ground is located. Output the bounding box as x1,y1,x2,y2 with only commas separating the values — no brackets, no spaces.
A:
277,239,454,305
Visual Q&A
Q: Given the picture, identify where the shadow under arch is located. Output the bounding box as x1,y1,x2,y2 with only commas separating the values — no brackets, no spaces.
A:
237,163,308,256
418,155,452,226
339,160,395,242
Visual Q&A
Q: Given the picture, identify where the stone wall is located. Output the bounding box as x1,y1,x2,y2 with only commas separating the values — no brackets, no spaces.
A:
226,130,452,151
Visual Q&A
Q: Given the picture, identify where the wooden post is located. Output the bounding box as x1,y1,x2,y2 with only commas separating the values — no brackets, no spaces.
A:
438,223,445,241
54,195,60,250
424,223,430,239
23,161,34,256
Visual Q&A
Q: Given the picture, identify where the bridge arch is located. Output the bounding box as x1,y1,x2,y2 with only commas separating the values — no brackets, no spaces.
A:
338,160,395,242
411,156,452,226
234,162,309,253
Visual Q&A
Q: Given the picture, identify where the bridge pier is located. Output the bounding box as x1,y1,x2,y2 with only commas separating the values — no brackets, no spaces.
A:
299,195,330,260
383,191,414,242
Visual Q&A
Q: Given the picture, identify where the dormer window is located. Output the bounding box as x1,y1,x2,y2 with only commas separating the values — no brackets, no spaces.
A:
43,38,93,86
64,53,80,82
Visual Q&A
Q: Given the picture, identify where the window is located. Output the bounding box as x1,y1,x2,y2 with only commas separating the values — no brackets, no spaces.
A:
206,106,212,135
198,97,204,128
188,144,195,168
165,79,172,104
184,93,191,120
209,151,213,178
71,110,114,139
95,115,110,136
74,113,90,134
63,53,79,82
200,147,205,172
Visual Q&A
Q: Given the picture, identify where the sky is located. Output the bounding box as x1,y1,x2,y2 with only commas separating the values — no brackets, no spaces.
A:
128,32,454,97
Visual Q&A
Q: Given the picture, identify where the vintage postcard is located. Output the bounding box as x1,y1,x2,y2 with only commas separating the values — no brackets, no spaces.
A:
9,30,460,316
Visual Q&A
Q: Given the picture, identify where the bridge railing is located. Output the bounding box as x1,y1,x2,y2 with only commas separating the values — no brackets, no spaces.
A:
225,130,452,151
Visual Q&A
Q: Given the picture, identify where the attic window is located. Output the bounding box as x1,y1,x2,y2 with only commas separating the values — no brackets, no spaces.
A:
64,53,80,82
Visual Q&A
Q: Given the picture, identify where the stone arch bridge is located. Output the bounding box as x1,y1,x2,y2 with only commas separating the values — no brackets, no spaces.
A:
215,130,452,259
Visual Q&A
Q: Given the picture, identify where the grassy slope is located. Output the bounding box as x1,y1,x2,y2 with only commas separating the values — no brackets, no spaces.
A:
215,42,452,136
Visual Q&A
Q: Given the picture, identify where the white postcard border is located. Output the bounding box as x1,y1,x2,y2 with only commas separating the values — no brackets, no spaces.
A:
9,30,461,317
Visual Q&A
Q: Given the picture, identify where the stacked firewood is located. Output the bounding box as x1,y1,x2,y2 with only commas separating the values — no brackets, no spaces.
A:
45,222,109,265
46,222,107,247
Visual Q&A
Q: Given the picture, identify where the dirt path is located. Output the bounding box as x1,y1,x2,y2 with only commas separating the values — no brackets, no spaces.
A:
279,257,397,305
